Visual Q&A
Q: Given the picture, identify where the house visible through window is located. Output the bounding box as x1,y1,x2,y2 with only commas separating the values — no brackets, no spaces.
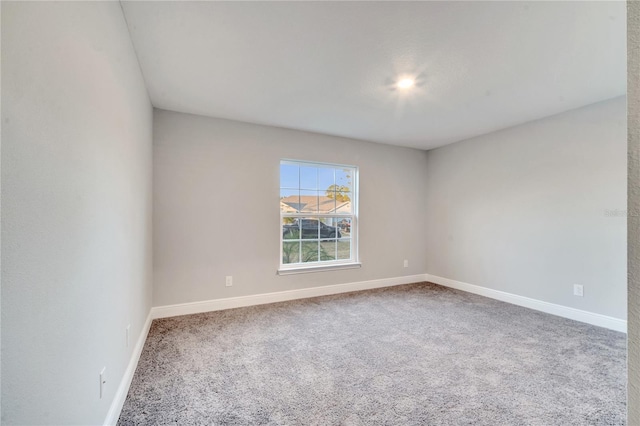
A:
280,160,358,271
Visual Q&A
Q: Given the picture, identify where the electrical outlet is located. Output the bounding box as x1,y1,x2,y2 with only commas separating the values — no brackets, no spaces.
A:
126,324,131,348
403,259,409,268
225,276,233,287
99,367,106,399
573,284,584,297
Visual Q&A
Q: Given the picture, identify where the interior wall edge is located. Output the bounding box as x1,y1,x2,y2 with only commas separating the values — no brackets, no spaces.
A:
627,0,640,423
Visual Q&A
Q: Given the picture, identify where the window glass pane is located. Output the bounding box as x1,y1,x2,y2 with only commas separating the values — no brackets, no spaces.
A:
282,217,300,240
282,242,300,264
336,168,353,192
280,164,299,189
320,240,337,261
299,190,319,213
334,192,352,214
337,239,351,260
318,192,336,214
280,189,300,213
318,167,334,192
301,241,319,262
299,217,319,239
337,218,352,237
320,217,342,239
300,166,318,190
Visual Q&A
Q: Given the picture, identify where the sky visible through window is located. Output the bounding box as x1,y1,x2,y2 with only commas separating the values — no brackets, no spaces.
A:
280,163,352,198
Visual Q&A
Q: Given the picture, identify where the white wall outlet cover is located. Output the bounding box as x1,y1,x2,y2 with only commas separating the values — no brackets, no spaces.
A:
225,276,233,287
573,284,584,297
403,260,409,268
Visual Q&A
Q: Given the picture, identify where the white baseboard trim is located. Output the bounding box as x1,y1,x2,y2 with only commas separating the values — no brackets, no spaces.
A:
426,274,627,333
103,273,624,423
104,311,153,426
151,274,429,320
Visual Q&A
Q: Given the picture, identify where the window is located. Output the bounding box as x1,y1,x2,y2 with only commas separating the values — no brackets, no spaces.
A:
279,160,359,273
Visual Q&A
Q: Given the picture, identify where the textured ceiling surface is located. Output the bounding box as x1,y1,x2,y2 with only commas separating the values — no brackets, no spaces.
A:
121,1,626,150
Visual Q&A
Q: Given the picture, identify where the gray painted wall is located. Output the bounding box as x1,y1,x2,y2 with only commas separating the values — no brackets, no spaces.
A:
628,0,640,423
152,109,428,307
425,97,627,320
1,2,153,424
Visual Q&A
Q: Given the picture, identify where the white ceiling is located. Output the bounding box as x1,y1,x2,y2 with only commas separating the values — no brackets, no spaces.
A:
121,1,626,150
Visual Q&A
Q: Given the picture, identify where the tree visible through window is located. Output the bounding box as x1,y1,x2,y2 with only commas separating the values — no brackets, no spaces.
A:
280,160,357,269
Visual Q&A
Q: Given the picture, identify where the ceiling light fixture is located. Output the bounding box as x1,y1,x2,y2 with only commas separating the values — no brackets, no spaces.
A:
396,78,415,90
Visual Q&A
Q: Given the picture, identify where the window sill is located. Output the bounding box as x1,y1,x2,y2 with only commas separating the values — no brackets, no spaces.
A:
277,262,362,275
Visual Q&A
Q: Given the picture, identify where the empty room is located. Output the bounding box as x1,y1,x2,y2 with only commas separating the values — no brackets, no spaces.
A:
2,1,640,425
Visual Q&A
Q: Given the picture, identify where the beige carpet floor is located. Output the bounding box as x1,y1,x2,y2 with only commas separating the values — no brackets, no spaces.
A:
118,282,626,425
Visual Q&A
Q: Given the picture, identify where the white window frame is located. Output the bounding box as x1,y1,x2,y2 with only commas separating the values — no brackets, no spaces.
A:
278,159,360,275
